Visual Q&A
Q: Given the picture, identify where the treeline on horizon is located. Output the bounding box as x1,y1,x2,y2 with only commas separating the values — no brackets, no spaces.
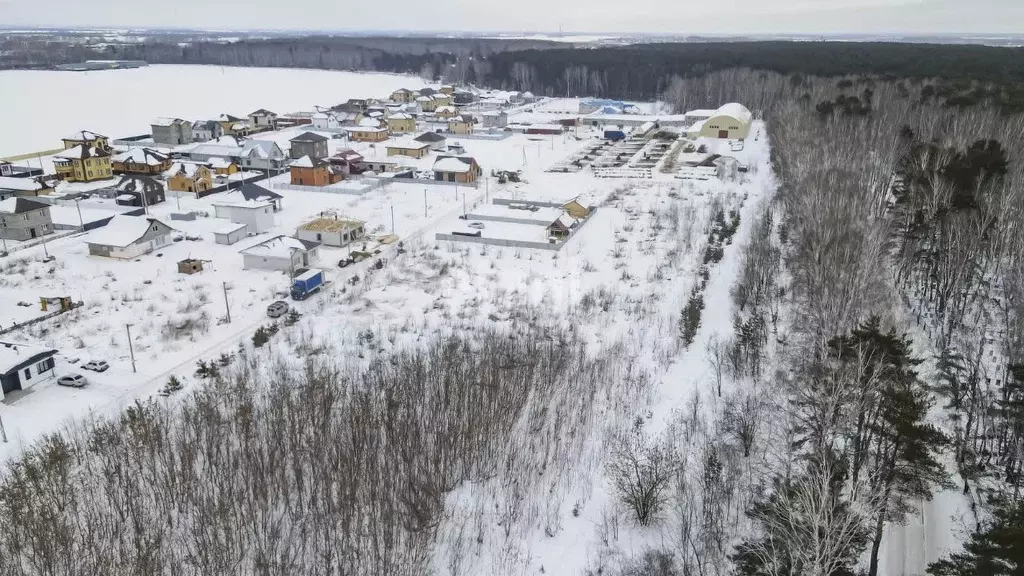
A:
4,35,1024,110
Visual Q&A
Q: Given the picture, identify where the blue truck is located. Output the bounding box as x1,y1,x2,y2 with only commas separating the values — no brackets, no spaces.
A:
290,268,325,301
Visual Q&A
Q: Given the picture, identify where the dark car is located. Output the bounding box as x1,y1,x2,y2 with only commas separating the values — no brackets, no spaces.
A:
338,258,353,268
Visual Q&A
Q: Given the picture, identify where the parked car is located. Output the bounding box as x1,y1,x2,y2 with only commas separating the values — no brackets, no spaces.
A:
468,221,486,229
338,258,353,268
57,373,88,388
82,360,109,372
267,300,290,318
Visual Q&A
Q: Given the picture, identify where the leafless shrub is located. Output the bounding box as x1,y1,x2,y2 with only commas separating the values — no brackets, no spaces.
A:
607,430,677,526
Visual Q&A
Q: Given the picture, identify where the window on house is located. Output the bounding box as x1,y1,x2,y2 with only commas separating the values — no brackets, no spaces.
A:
23,367,31,380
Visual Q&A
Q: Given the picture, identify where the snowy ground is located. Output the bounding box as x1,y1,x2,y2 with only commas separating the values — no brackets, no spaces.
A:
0,65,426,157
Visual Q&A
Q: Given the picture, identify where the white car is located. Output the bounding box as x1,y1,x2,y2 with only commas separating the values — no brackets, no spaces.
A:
57,373,88,388
267,300,290,319
468,221,486,230
82,360,110,372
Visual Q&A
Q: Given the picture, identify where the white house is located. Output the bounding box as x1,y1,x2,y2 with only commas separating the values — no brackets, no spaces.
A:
248,109,278,130
240,235,320,272
481,110,508,129
211,197,275,234
295,215,365,247
214,222,248,245
0,342,58,400
85,215,175,259
312,112,340,130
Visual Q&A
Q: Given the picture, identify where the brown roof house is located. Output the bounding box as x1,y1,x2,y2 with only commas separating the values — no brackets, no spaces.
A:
290,156,343,187
165,161,214,195
432,155,482,184
112,148,172,175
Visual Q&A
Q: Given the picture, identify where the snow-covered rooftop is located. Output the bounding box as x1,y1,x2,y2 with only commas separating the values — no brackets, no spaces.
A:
711,103,753,125
0,176,48,192
433,157,474,173
112,148,168,166
291,156,316,168
239,235,318,259
54,145,109,160
0,343,56,374
63,130,106,142
85,215,171,248
151,117,183,127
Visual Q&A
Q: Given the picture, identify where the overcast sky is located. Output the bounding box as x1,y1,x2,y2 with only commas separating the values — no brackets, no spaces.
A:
1,0,1022,35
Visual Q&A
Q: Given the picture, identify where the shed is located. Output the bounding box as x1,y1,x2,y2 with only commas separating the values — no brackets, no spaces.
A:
177,258,205,274
214,222,248,245
699,103,752,139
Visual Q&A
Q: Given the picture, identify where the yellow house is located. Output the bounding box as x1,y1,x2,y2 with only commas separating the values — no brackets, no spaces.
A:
433,93,453,107
209,157,239,175
62,130,110,151
385,140,431,159
448,117,474,135
435,106,458,119
390,88,414,103
563,199,590,219
166,162,213,194
347,127,389,143
416,95,439,112
216,114,251,136
385,113,416,133
53,132,112,183
439,85,455,95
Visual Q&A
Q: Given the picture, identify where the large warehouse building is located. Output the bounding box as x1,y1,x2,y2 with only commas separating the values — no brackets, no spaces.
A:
699,103,753,139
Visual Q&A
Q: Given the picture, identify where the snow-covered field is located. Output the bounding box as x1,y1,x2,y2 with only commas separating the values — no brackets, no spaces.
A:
0,65,425,157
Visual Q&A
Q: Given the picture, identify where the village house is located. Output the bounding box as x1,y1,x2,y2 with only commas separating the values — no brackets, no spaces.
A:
238,140,288,171
418,87,438,97
191,120,224,142
563,199,591,219
390,88,414,103
208,157,239,175
417,95,439,113
289,131,330,160
546,213,580,239
296,214,365,247
435,106,459,120
165,161,213,195
85,215,175,259
481,110,509,129
385,112,415,133
448,115,475,135
0,176,57,199
439,85,455,96
216,114,250,136
312,111,340,130
111,148,172,175
53,141,112,182
385,139,432,159
212,195,275,234
240,235,320,272
222,183,284,211
150,117,193,146
290,156,343,187
432,155,482,184
0,197,53,241
62,130,109,151
110,175,165,208
346,126,389,143
433,93,453,107
248,109,278,131
0,343,58,400
328,149,368,176
413,131,447,151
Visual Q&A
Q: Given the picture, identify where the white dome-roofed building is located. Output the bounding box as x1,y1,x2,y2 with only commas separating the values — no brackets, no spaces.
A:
699,103,752,140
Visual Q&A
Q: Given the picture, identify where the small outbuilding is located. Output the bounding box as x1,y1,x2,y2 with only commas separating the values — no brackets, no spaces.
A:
214,222,248,245
240,235,320,272
177,258,205,274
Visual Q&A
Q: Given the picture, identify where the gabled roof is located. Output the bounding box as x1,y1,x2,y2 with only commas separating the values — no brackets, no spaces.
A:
249,108,277,116
166,161,210,178
290,131,329,143
54,145,110,160
208,157,236,169
433,155,477,173
151,117,186,127
86,215,173,248
217,114,243,122
63,130,107,142
0,197,50,214
414,131,447,143
112,148,169,166
240,140,283,159
386,112,413,120
193,120,221,131
0,176,50,192
114,174,163,193
236,183,283,202
290,155,324,169
240,235,319,258
386,139,431,151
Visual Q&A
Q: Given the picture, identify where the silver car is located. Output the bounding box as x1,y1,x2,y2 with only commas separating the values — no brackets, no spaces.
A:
267,300,290,318
57,373,88,388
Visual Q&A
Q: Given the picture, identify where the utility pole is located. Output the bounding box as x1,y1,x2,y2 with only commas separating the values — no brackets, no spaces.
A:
74,198,85,233
424,189,428,217
39,220,50,259
222,282,231,323
0,219,8,255
391,205,395,234
126,323,136,373
0,412,7,443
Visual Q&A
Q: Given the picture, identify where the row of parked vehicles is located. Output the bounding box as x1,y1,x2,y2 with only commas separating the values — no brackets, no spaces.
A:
57,359,109,388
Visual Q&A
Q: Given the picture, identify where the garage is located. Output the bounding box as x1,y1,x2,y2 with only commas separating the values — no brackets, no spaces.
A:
699,103,753,140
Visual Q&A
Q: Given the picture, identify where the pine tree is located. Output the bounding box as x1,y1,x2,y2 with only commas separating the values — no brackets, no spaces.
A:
928,497,1024,576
